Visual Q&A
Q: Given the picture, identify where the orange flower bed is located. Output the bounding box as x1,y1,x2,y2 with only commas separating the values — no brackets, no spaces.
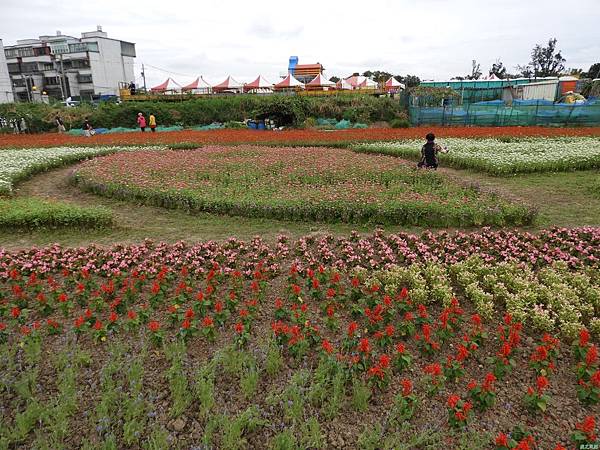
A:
1,126,600,149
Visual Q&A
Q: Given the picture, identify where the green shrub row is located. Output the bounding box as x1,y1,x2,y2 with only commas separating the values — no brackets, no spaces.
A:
0,95,407,132
73,176,534,227
0,197,113,229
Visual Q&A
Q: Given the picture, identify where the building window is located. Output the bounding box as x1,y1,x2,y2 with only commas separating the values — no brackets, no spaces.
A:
120,42,136,57
77,74,93,83
86,42,99,52
12,79,26,87
7,63,20,74
17,47,34,57
70,59,90,69
33,47,50,56
44,77,60,85
4,48,17,58
43,63,55,71
21,62,40,72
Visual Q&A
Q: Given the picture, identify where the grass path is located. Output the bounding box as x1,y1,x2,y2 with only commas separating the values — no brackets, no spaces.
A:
1,160,599,250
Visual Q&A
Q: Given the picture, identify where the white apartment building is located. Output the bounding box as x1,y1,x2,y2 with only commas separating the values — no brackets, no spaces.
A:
4,27,135,102
0,39,14,103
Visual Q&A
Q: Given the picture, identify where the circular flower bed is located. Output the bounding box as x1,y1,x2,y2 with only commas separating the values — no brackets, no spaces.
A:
73,146,533,226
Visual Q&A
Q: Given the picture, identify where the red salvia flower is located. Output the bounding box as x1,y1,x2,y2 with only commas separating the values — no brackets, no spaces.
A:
580,329,591,347
379,354,391,369
93,320,103,330
148,321,160,332
358,338,371,354
447,394,460,409
127,310,137,320
348,321,359,337
10,307,20,319
536,375,549,392
321,339,333,354
234,322,244,334
202,316,214,328
495,433,509,446
401,378,412,396
586,345,598,366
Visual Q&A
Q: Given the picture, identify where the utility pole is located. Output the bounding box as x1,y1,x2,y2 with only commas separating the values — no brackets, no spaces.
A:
23,74,31,102
141,63,147,92
59,54,67,100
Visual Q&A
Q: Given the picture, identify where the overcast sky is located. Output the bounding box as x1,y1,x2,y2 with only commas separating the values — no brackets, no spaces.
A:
1,0,599,87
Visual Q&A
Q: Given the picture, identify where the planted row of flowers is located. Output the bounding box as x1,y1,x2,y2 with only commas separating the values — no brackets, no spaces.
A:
353,137,600,175
1,228,598,281
0,262,597,448
1,126,600,149
72,146,534,226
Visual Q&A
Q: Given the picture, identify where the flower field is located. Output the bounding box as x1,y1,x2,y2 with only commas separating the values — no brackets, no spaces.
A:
353,137,600,175
72,146,534,227
1,126,600,149
0,228,599,449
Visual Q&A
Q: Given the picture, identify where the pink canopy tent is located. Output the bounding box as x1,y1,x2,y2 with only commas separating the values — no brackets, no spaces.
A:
385,76,405,92
150,78,181,93
336,78,352,90
344,75,377,89
244,75,273,92
274,74,304,90
307,73,335,88
213,76,243,93
182,76,212,93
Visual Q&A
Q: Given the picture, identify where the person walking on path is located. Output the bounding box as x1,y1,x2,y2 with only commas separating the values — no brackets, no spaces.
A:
55,115,66,133
137,112,147,132
417,132,447,170
149,114,156,132
82,118,94,137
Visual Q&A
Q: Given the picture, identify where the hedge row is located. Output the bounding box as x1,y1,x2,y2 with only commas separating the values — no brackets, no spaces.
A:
0,95,406,132
73,176,535,227
0,198,113,230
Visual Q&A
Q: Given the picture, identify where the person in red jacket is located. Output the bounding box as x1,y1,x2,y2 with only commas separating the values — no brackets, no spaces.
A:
136,112,147,132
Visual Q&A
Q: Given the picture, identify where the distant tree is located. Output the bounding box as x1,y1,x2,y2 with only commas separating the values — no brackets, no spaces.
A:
567,68,583,77
362,70,393,82
401,75,420,87
583,63,600,79
516,64,534,78
329,76,340,83
529,38,566,77
489,60,507,79
466,60,482,80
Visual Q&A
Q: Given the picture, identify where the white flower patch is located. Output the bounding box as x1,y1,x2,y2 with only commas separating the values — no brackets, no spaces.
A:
354,137,600,175
0,146,165,194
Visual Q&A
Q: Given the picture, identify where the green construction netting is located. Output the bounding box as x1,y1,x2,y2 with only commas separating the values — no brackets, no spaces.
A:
409,100,600,126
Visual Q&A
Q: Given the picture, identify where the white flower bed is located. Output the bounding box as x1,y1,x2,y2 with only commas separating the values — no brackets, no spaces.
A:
0,146,164,194
353,137,600,175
